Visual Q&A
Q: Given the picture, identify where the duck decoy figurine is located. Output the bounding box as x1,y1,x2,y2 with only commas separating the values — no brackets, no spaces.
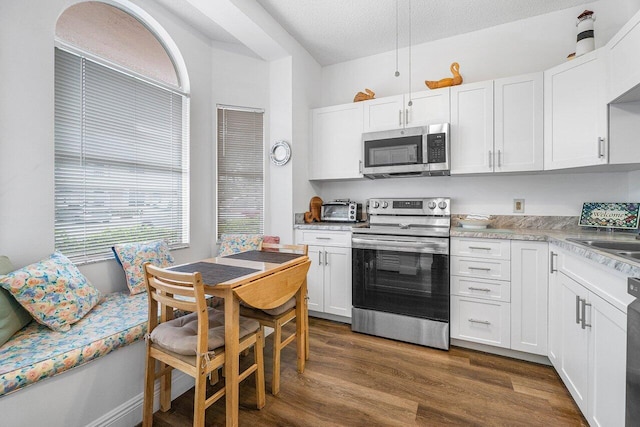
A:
425,62,463,89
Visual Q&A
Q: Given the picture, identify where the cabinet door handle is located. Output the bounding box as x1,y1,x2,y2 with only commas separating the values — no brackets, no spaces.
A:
581,299,592,329
468,318,491,325
324,250,329,266
399,110,403,127
468,287,491,292
576,295,581,324
489,150,493,168
318,251,323,265
315,237,331,240
498,149,502,167
550,251,557,273
468,246,491,251
468,266,491,271
598,137,605,158
405,109,409,125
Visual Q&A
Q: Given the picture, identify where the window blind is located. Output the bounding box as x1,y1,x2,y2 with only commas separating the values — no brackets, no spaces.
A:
54,47,190,264
217,107,264,239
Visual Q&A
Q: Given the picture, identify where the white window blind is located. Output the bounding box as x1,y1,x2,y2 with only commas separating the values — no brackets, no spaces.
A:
54,47,190,264
217,107,264,239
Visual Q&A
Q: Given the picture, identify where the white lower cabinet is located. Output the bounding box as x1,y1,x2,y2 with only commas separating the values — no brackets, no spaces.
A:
451,238,548,355
548,245,629,426
295,230,352,319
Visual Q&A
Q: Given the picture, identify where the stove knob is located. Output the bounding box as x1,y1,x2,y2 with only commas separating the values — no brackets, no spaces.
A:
382,201,389,208
438,201,448,209
427,201,437,209
371,201,380,209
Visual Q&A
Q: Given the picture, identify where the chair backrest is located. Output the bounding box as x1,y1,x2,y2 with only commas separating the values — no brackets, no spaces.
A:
144,263,211,355
234,259,311,310
260,242,308,256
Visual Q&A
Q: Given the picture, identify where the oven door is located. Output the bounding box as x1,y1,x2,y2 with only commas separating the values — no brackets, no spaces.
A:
352,235,449,322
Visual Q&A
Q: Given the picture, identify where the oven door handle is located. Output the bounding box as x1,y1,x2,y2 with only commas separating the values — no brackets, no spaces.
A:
351,237,448,254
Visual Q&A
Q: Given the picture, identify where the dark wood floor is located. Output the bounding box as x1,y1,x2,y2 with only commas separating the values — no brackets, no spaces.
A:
148,317,587,426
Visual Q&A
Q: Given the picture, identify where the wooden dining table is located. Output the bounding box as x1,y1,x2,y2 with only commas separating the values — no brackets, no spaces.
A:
170,250,310,427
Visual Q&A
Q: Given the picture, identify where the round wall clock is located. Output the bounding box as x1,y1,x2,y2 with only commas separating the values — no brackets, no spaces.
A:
270,140,291,166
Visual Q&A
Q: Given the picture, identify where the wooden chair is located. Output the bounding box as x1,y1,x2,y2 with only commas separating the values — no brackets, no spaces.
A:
141,263,265,427
239,243,309,395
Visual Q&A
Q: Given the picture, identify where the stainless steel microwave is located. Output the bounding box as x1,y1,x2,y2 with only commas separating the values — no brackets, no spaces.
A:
361,123,450,179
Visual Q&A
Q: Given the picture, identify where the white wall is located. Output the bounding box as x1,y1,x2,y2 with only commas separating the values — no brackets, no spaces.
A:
0,0,214,293
318,171,631,216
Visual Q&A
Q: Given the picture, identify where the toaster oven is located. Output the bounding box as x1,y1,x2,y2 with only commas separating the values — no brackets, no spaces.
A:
321,201,362,222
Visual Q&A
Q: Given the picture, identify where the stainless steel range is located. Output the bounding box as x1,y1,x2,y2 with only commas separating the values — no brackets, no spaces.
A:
351,197,450,350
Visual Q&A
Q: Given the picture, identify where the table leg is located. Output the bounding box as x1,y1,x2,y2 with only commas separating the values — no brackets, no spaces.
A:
295,280,307,374
224,289,240,427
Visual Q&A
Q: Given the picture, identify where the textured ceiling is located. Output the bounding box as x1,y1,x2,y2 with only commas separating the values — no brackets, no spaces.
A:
157,0,597,66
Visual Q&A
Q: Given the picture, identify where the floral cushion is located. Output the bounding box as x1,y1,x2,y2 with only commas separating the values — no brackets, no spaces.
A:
0,252,101,332
0,256,32,347
0,291,147,397
218,234,264,257
112,240,174,295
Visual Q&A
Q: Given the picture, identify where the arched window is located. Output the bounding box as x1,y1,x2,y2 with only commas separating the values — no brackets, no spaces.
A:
54,1,190,264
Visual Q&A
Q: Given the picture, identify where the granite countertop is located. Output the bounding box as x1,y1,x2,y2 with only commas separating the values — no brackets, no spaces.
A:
294,222,369,232
452,226,640,276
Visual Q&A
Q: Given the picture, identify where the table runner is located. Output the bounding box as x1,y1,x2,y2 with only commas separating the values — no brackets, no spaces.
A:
223,250,302,264
170,262,259,285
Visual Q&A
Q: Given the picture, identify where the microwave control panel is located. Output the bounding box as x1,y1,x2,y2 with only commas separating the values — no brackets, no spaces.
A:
427,133,447,163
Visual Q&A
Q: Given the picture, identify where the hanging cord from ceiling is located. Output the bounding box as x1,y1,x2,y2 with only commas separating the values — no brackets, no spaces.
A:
407,0,413,107
395,0,400,77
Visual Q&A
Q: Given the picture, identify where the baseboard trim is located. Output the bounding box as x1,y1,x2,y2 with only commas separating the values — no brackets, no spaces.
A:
87,371,194,427
451,338,551,365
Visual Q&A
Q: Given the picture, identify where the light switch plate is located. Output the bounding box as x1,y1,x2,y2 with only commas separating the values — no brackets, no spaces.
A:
514,199,525,213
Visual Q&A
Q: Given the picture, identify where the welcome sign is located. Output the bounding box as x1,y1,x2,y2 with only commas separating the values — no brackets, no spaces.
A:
579,202,640,229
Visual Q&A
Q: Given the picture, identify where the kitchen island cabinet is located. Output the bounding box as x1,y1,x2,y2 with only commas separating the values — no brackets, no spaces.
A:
295,229,352,320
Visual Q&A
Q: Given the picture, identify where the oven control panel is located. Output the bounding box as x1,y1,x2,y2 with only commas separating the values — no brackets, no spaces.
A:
367,197,450,216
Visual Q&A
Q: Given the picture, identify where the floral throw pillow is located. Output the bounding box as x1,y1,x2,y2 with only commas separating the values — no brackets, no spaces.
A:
218,234,264,257
112,240,174,295
0,252,101,332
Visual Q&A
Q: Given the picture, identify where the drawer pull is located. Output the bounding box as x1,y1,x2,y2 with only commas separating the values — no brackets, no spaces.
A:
468,246,492,251
468,318,491,325
468,287,491,292
467,266,491,271
315,237,331,240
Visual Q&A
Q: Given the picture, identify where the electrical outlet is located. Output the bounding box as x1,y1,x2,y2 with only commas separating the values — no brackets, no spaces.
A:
514,199,525,213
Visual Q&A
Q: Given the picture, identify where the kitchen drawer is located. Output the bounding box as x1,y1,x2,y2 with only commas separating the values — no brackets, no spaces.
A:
451,238,511,260
451,256,510,281
451,276,511,302
295,230,351,247
451,295,511,348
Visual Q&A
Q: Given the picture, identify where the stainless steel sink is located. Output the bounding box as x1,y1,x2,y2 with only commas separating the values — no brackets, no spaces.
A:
566,238,640,263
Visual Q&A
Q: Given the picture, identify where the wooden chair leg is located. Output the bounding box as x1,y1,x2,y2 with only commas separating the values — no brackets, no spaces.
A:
142,349,156,427
304,300,310,361
255,329,266,408
193,363,207,427
160,362,172,412
272,320,282,395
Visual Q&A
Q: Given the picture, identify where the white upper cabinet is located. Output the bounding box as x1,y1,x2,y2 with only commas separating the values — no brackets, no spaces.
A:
309,102,363,180
450,80,494,174
544,50,608,170
494,72,544,172
607,8,640,102
362,88,450,132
